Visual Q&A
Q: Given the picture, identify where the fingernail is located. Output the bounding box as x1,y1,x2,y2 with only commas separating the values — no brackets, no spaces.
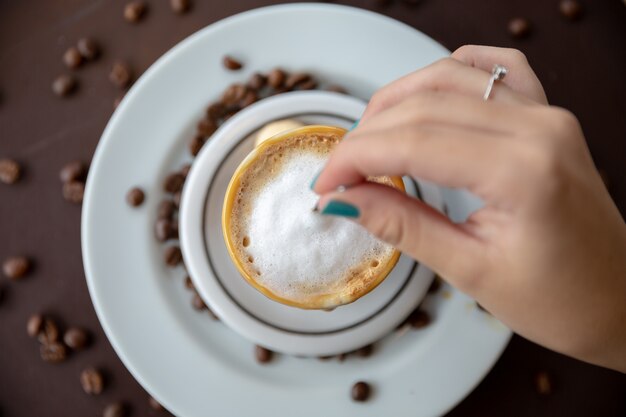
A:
349,119,360,132
320,200,360,218
310,171,321,190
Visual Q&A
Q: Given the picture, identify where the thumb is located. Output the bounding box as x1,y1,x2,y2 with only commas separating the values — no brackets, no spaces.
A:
317,182,484,288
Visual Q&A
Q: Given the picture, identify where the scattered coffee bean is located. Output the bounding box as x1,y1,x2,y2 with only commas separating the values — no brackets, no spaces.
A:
247,72,267,90
535,371,553,395
191,293,206,310
184,276,194,289
157,200,175,220
77,38,100,61
163,173,185,193
221,83,247,107
206,102,226,121
124,1,147,23
126,187,145,207
428,276,442,293
148,396,164,410
254,345,273,364
59,161,87,183
155,218,175,242
326,85,348,94
38,318,60,345
197,118,217,137
560,0,583,20
172,191,182,208
180,164,191,178
240,90,258,108
408,308,430,329
170,0,191,14
103,402,127,417
223,55,243,71
0,158,21,184
285,73,311,89
109,62,132,88
297,79,318,90
64,327,90,350
52,74,77,97
81,367,104,394
27,314,44,338
508,17,531,38
351,381,371,402
63,47,83,70
40,342,67,363
267,68,286,89
3,256,30,280
164,246,182,267
63,180,85,204
355,344,374,357
189,134,206,157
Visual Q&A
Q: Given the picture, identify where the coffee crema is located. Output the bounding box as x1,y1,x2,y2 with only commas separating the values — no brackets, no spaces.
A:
223,125,403,309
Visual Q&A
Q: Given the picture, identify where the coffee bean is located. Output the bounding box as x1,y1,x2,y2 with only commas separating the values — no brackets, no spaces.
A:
351,381,371,402
223,55,243,71
126,187,145,207
297,79,318,90
170,0,191,14
326,85,348,94
285,73,311,89
103,402,127,417
240,90,258,108
38,318,60,345
508,17,531,38
197,118,217,137
191,293,206,310
206,102,226,121
267,68,286,89
64,327,90,350
408,308,430,329
80,367,104,394
155,218,175,242
40,342,67,363
535,371,553,395
163,173,185,193
173,191,182,208
63,180,85,204
109,62,132,88
189,135,206,157
0,158,21,184
148,396,164,410
77,38,100,61
59,161,87,183
164,246,182,267
27,314,44,338
560,0,583,20
157,200,175,220
247,72,267,91
2,256,30,280
254,345,273,364
52,74,77,97
427,276,442,293
184,276,194,289
355,344,374,358
180,164,191,178
124,1,147,23
221,83,247,107
63,47,83,70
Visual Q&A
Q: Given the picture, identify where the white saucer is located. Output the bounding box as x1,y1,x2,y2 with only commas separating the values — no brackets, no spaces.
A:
82,4,511,417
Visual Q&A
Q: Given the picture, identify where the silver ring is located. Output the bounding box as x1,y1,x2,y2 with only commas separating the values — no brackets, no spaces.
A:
483,64,508,100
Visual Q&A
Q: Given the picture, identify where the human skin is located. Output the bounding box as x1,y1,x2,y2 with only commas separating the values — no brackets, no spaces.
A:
313,45,626,373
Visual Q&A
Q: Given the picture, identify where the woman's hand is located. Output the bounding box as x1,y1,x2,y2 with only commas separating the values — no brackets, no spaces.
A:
312,46,626,372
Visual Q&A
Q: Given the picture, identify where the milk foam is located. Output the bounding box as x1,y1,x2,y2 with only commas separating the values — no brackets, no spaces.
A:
231,137,394,302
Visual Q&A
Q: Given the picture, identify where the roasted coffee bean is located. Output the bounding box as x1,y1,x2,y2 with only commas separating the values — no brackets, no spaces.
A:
560,0,583,20
189,134,207,157
535,371,553,395
172,191,182,209
59,161,87,183
285,73,311,89
63,180,85,204
206,102,226,121
297,79,318,90
126,187,145,207
508,17,531,38
40,342,67,363
197,118,217,137
247,72,267,90
0,158,21,184
267,68,286,89
2,256,30,280
63,47,83,69
408,308,430,329
81,367,104,394
180,164,191,178
38,318,60,345
157,200,175,220
148,396,164,410
64,327,90,350
222,109,239,121
124,1,147,23
103,402,127,417
427,276,442,293
184,276,194,289
27,314,44,338
326,85,348,94
155,218,175,242
221,83,247,107
163,173,185,193
351,381,371,402
109,61,132,88
355,344,373,357
223,55,243,71
240,90,258,108
52,74,77,97
164,246,182,267
77,38,100,61
170,0,191,14
254,345,273,364
191,293,206,310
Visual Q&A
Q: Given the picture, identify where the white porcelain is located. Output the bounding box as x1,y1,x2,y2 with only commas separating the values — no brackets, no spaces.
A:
82,4,511,417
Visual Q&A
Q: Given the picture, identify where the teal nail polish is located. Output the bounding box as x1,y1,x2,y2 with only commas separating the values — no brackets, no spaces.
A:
310,171,321,190
348,119,360,132
320,200,360,218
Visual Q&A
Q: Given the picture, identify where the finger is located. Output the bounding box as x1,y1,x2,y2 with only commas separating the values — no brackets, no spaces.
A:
452,45,548,104
313,123,507,195
317,182,485,284
361,57,533,122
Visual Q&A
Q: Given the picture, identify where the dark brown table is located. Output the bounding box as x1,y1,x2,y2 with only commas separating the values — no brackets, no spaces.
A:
1,1,625,416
